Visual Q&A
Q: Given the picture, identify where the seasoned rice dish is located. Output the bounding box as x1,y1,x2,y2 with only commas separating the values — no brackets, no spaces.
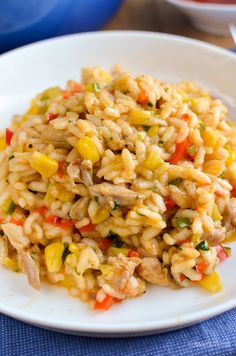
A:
0,66,235,310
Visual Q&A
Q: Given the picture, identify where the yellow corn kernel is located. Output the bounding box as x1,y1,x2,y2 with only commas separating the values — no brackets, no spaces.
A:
198,271,222,293
130,109,151,125
76,136,99,163
91,207,110,224
44,185,56,203
0,138,6,151
51,184,75,202
45,242,64,273
97,69,112,82
226,148,236,167
203,160,224,177
30,151,58,178
3,257,19,272
60,275,74,289
41,87,62,100
69,243,80,254
84,83,94,92
109,247,129,256
191,233,201,245
201,130,219,147
148,126,158,137
224,232,236,243
212,203,222,221
144,151,164,170
100,264,113,275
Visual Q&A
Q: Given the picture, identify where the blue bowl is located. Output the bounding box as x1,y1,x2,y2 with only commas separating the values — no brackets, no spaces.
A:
0,0,123,53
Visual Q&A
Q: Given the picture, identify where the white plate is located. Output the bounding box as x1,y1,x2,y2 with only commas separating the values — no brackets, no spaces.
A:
0,31,236,337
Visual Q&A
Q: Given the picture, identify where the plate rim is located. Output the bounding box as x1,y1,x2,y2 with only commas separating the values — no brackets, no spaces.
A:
0,30,236,335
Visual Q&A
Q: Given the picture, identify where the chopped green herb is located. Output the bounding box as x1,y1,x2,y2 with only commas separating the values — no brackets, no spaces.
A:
224,246,231,257
187,145,197,157
113,201,120,210
136,210,145,216
137,133,143,140
148,102,154,107
158,140,164,145
172,217,191,228
143,125,150,132
109,137,113,141
62,243,70,263
219,171,225,179
94,196,99,204
199,122,206,131
174,244,182,251
108,230,123,248
92,82,100,93
8,155,14,161
6,201,16,215
168,178,183,186
196,240,209,251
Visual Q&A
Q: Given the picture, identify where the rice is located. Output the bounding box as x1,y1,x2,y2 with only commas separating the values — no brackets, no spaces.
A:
0,65,234,310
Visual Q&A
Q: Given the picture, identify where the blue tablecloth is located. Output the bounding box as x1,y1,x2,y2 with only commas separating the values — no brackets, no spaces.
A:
1,308,236,356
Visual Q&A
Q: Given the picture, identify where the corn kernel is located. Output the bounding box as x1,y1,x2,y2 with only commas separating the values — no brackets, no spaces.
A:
226,148,236,167
224,232,236,243
202,130,219,147
41,87,62,100
51,183,75,202
85,83,94,92
30,151,58,178
92,207,110,224
0,138,6,151
3,257,18,272
212,203,222,221
203,160,224,177
192,233,201,245
144,151,164,170
44,185,56,203
109,247,129,256
130,109,152,125
198,271,222,293
148,126,158,137
69,243,80,254
76,136,99,163
100,264,113,275
45,242,64,273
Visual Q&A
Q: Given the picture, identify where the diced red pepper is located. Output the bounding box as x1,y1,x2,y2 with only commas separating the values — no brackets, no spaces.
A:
0,217,4,224
95,294,113,311
113,298,123,304
46,113,58,121
178,239,190,245
179,273,186,282
169,138,189,165
137,89,149,105
44,215,61,226
128,249,140,258
34,206,47,215
216,244,229,263
57,161,67,179
79,221,96,233
59,219,75,229
98,238,112,251
10,218,23,226
195,260,209,274
182,113,189,121
6,128,14,146
164,197,176,210
231,183,236,198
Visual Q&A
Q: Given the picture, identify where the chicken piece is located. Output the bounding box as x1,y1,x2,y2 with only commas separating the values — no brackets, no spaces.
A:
98,253,145,299
2,224,30,251
89,182,144,209
75,246,100,275
69,197,90,220
138,257,176,288
202,227,226,246
67,159,93,187
20,250,41,290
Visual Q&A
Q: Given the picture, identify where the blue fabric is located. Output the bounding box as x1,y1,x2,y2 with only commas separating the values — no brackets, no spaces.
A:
1,309,236,356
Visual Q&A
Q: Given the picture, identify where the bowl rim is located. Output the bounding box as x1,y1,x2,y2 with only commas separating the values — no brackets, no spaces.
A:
166,0,236,10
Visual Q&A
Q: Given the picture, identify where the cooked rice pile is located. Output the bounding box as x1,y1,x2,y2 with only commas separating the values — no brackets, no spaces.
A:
0,65,235,310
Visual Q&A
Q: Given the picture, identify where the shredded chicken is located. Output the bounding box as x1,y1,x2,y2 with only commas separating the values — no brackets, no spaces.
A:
202,227,226,245
76,246,100,275
67,159,93,186
137,257,177,288
2,224,30,251
20,250,41,290
69,197,90,220
89,182,144,209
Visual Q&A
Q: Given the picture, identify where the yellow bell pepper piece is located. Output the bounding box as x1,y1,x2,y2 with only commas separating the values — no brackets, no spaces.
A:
144,151,164,170
50,184,75,202
224,232,236,243
226,148,236,167
0,138,6,151
45,242,64,273
3,257,18,272
76,136,99,163
201,130,219,148
198,271,222,293
30,151,58,178
91,207,110,224
130,109,152,125
212,203,222,221
148,126,158,137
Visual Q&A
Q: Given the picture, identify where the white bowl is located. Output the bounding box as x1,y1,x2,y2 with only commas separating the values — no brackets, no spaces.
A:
0,31,236,336
166,0,236,36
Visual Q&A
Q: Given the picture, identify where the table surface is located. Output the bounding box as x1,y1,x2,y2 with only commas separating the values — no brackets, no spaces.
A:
105,0,234,49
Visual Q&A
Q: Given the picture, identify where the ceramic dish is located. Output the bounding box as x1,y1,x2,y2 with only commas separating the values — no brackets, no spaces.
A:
0,31,236,336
